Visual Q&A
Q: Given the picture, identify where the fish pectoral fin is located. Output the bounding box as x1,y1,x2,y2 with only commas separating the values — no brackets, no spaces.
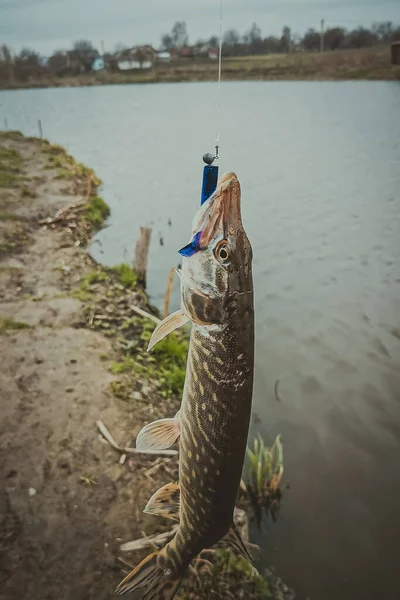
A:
144,482,180,522
147,310,189,352
136,416,180,452
223,523,254,563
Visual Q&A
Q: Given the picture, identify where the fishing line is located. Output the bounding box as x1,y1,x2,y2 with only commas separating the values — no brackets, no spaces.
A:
215,0,223,159
200,0,224,205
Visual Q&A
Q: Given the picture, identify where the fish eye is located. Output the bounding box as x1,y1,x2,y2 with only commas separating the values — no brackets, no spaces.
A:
215,241,230,263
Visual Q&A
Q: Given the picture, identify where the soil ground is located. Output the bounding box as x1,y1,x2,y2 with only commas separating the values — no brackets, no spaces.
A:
0,133,179,600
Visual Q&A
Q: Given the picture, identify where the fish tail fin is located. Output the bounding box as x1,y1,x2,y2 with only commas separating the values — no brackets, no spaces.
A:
115,548,183,600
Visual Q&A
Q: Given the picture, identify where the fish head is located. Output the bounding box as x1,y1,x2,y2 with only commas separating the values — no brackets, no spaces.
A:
178,172,253,326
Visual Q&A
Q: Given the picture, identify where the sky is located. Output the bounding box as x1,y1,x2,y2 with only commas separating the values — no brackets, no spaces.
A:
1,0,400,56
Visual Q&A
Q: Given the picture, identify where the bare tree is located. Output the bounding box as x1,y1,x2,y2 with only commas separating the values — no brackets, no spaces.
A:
302,28,320,52
372,21,393,42
279,26,291,53
171,21,189,48
243,23,263,54
161,34,173,50
324,27,346,50
73,39,94,52
223,29,240,46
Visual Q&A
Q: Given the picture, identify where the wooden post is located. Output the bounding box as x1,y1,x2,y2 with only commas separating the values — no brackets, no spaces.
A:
38,119,43,139
163,267,175,318
134,227,152,288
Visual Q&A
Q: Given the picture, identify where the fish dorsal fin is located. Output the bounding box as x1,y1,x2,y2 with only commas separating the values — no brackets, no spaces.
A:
144,482,180,522
136,415,180,452
223,524,254,563
147,310,189,352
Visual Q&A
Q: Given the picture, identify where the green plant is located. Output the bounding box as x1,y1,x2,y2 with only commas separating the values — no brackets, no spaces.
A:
179,547,270,599
83,270,108,285
55,169,74,180
138,319,188,397
21,185,36,198
84,195,110,228
0,148,21,163
246,434,283,523
159,363,186,396
110,357,137,374
112,263,137,288
0,317,31,334
0,171,18,187
70,288,91,302
0,211,18,220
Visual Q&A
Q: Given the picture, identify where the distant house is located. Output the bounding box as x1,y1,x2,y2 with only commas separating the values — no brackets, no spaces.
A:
391,40,400,65
196,44,219,60
92,56,105,71
116,45,156,71
157,51,171,63
179,45,194,59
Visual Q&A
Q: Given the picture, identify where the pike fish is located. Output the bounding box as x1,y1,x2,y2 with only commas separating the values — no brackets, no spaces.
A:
115,172,254,600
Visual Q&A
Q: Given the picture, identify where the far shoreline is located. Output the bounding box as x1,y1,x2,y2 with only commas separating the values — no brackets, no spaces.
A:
1,45,399,91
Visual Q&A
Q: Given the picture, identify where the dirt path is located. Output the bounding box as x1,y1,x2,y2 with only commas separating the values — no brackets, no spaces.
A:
0,133,176,600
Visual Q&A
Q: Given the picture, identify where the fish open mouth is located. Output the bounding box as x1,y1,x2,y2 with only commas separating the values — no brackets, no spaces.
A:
198,172,243,248
179,172,243,257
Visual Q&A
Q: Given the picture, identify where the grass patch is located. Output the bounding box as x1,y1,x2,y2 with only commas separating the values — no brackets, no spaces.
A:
55,169,74,180
111,263,137,288
21,185,36,198
84,270,108,285
46,155,64,169
0,224,31,256
107,317,188,398
0,170,18,187
0,211,18,220
138,320,188,397
179,548,270,599
0,317,30,334
41,142,102,187
84,196,110,229
110,356,137,374
0,147,23,187
70,288,92,302
0,131,23,140
0,148,21,162
109,380,131,400
70,269,109,301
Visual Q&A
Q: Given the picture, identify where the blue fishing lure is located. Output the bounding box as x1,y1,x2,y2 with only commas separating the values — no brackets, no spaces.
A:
178,231,202,258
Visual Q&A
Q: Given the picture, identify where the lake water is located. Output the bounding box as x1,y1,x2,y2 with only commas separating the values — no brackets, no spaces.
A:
1,81,400,600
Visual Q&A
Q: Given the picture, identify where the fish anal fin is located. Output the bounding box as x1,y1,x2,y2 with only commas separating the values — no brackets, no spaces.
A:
147,310,189,352
144,482,180,522
224,523,253,563
115,549,183,598
136,417,180,452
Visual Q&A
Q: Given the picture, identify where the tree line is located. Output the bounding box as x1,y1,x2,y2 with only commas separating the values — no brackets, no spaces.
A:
220,21,400,55
0,20,399,83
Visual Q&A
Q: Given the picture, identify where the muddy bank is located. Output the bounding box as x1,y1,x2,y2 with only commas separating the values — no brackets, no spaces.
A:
0,132,293,600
